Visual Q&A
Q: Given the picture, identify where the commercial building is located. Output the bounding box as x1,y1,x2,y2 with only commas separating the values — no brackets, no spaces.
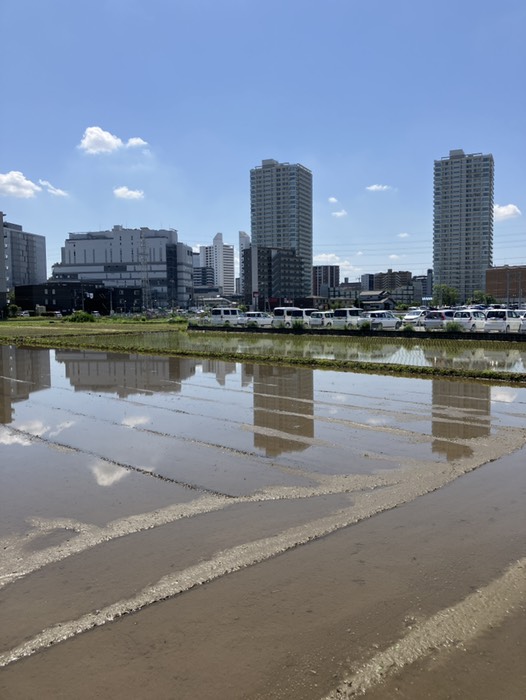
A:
1,212,47,309
373,269,412,292
486,265,526,306
312,265,340,297
433,149,494,303
250,159,313,298
51,225,194,308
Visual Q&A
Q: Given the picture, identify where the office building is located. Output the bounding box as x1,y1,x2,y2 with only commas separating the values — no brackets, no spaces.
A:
433,149,494,303
51,225,194,308
238,231,251,295
1,212,47,308
250,159,313,298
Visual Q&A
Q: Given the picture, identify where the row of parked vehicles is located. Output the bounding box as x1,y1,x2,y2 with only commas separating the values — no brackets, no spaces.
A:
208,305,526,333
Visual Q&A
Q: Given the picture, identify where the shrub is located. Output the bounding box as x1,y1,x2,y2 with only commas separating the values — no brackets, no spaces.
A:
67,311,95,323
402,323,415,333
444,321,463,333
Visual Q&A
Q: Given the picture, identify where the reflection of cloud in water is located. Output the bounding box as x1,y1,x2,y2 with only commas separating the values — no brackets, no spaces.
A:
17,420,47,436
121,415,150,428
366,417,389,426
48,421,74,437
491,388,518,404
0,426,32,446
90,460,130,487
17,420,74,439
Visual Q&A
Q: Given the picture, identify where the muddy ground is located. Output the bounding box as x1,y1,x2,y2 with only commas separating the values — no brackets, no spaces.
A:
1,350,525,698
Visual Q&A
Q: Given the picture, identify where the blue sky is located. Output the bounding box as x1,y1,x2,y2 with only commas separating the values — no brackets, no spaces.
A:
1,0,524,280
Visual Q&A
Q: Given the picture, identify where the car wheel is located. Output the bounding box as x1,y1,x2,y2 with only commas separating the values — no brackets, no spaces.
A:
375,322,383,330
395,321,402,330
505,325,510,333
326,322,332,328
470,324,476,332
345,323,351,330
285,321,292,328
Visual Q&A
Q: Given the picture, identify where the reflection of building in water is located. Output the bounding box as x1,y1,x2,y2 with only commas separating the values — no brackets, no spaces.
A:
252,365,314,457
424,347,525,373
55,352,196,397
432,380,491,460
0,346,51,424
200,359,237,386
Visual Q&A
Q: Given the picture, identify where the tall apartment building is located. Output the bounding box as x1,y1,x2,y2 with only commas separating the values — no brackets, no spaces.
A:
312,265,340,297
250,159,313,298
1,212,47,308
238,231,251,295
198,233,235,296
51,225,193,308
373,269,412,292
433,149,494,303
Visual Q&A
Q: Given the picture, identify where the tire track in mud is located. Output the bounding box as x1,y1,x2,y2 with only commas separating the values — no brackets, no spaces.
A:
323,557,526,698
1,425,525,668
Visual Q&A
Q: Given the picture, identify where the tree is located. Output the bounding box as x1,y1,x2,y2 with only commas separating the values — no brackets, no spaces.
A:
432,284,458,307
470,290,496,306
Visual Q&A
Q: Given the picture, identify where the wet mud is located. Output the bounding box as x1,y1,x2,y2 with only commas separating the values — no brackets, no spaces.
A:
1,348,525,698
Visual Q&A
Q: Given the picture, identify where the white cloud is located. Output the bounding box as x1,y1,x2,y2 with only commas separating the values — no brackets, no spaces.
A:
398,232,410,238
389,254,401,260
491,387,517,404
78,126,148,154
331,209,347,218
313,253,362,278
0,171,42,198
356,251,363,256
494,203,521,221
39,179,68,197
113,186,144,200
366,184,392,192
328,196,338,204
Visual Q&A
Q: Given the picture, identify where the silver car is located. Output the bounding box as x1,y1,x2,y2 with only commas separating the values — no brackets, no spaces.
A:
362,311,402,330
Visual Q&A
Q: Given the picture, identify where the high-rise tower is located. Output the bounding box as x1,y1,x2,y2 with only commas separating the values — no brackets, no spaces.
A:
433,149,494,303
250,159,313,298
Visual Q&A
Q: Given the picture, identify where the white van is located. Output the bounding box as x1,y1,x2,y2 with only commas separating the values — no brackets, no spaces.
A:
332,307,364,329
210,307,243,325
271,307,302,327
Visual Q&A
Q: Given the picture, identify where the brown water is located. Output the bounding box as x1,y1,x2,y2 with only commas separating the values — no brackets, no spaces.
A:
1,347,525,699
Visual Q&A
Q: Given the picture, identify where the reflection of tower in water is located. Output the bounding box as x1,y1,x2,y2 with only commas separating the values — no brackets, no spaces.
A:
0,347,51,424
432,379,491,460
252,365,314,457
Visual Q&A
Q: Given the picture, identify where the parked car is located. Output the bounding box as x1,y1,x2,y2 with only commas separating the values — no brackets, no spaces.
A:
423,309,455,330
271,307,302,327
402,309,427,326
361,310,402,330
519,313,526,334
210,307,244,325
484,308,522,333
332,307,365,329
272,307,317,328
452,309,486,332
242,311,273,327
309,310,334,328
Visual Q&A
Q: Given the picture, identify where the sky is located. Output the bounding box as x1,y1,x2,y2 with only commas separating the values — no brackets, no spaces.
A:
1,0,524,281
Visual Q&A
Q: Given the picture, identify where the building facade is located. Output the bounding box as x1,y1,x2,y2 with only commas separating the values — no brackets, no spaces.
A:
51,225,193,308
250,159,313,298
312,265,340,297
1,212,47,309
433,149,494,303
198,233,235,296
486,265,526,306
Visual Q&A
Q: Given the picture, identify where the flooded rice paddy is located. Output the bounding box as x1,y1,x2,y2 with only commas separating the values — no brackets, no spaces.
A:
1,345,525,699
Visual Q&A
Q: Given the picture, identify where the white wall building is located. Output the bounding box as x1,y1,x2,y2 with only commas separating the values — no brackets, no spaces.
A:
433,149,494,303
52,225,193,308
198,233,235,296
